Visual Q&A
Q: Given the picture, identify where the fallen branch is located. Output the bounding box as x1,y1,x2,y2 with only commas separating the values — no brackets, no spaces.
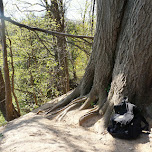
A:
0,16,94,40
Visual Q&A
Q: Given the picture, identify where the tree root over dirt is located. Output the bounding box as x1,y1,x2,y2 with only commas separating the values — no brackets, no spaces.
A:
44,0,152,133
45,89,112,131
79,105,100,126
46,96,89,121
44,0,144,131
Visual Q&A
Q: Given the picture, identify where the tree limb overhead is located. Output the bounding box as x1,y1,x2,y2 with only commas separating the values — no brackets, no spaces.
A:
0,16,94,40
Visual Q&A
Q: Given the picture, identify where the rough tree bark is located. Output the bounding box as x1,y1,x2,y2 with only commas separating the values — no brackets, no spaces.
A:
0,69,20,120
0,0,20,121
0,0,14,121
0,68,6,118
46,0,152,131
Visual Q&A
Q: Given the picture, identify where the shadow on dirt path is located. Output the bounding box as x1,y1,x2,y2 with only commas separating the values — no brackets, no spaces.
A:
0,94,152,152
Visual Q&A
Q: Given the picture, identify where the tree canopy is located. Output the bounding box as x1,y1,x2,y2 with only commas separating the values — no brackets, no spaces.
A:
0,0,96,123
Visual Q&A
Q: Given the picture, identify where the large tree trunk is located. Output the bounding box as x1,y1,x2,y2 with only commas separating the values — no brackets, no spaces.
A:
46,0,152,131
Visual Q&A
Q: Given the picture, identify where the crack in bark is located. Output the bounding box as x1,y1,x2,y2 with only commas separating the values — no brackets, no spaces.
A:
45,0,152,130
112,0,128,70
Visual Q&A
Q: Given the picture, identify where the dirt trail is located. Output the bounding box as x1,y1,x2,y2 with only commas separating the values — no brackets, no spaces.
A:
0,95,152,152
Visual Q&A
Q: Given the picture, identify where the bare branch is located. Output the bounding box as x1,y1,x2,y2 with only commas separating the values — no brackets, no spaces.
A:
66,41,90,56
34,31,55,57
13,4,45,13
0,16,94,40
15,1,45,7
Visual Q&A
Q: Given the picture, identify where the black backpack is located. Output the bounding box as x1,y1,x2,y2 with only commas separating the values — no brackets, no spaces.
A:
107,98,149,139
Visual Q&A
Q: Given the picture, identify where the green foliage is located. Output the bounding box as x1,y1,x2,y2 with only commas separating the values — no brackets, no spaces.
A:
0,8,95,125
3,16,57,113
66,20,94,79
0,113,7,127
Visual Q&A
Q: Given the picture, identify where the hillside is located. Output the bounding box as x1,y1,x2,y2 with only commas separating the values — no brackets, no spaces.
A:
0,94,152,152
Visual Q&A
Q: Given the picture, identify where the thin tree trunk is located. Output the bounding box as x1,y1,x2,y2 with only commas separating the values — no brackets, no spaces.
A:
0,0,20,121
91,0,95,36
0,0,14,121
55,0,70,94
27,52,38,105
0,68,20,120
57,35,70,93
82,0,88,30
44,0,70,94
0,68,6,119
8,37,21,115
29,71,38,105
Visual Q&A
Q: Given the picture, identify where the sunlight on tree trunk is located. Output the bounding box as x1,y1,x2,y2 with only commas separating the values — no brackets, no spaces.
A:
46,0,152,133
0,0,20,121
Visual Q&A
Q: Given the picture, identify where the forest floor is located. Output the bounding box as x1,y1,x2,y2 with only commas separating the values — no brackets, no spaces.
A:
0,94,152,152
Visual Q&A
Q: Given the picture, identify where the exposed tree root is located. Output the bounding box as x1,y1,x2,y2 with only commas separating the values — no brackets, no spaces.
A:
79,89,98,110
45,88,81,114
79,96,96,110
46,96,87,119
99,100,109,116
102,102,114,127
45,90,112,129
55,103,78,121
45,85,114,132
79,105,100,126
